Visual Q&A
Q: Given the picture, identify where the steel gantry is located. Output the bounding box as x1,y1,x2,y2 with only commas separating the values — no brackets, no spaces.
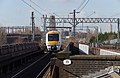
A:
44,17,120,43
45,18,119,24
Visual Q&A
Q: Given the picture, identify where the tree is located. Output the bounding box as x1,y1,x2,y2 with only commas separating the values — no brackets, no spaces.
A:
97,32,117,43
90,36,96,43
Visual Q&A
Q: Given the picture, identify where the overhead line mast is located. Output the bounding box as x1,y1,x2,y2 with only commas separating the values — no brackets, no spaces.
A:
31,12,35,41
70,10,80,37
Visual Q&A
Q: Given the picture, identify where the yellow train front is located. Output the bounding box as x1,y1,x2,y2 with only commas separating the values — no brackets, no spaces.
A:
46,31,61,52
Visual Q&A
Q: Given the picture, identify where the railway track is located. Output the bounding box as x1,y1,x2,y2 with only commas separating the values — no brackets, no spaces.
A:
0,53,51,78
10,53,51,78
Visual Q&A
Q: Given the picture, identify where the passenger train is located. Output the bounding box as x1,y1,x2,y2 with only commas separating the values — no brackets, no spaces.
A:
46,31,62,52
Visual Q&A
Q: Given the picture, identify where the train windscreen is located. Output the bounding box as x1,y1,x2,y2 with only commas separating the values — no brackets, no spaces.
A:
48,34,59,41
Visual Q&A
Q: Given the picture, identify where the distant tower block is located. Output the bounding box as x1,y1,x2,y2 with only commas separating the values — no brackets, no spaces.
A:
110,24,112,33
49,15,56,31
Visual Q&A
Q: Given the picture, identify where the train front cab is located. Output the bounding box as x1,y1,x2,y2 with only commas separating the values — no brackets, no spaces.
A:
46,31,61,52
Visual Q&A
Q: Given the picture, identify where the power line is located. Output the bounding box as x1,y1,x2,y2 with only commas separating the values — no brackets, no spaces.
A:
21,0,43,15
35,17,44,30
78,0,90,13
29,0,51,14
52,13,62,18
29,0,61,18
86,11,96,18
77,0,87,10
30,0,62,18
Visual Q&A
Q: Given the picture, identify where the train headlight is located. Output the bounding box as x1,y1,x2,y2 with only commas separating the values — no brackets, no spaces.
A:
57,45,60,47
56,45,59,48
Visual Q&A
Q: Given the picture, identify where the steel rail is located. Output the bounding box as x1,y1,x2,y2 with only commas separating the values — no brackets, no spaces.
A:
11,53,49,78
36,62,50,78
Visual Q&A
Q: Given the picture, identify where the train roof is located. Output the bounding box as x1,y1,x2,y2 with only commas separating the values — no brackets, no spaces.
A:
47,31,60,34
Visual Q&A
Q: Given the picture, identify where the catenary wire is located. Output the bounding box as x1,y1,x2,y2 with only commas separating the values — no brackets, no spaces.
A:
76,0,87,10
21,0,43,15
78,0,90,14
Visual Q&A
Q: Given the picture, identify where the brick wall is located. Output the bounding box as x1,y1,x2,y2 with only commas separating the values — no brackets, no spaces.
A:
51,55,120,78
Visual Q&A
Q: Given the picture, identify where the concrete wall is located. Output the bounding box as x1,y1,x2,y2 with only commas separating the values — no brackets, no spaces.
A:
79,44,89,54
89,47,120,55
100,49,120,55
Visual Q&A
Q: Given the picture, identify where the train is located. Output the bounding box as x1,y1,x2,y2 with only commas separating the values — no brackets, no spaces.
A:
46,31,62,52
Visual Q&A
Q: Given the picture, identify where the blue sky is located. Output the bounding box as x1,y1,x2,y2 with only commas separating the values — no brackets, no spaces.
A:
0,0,120,32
